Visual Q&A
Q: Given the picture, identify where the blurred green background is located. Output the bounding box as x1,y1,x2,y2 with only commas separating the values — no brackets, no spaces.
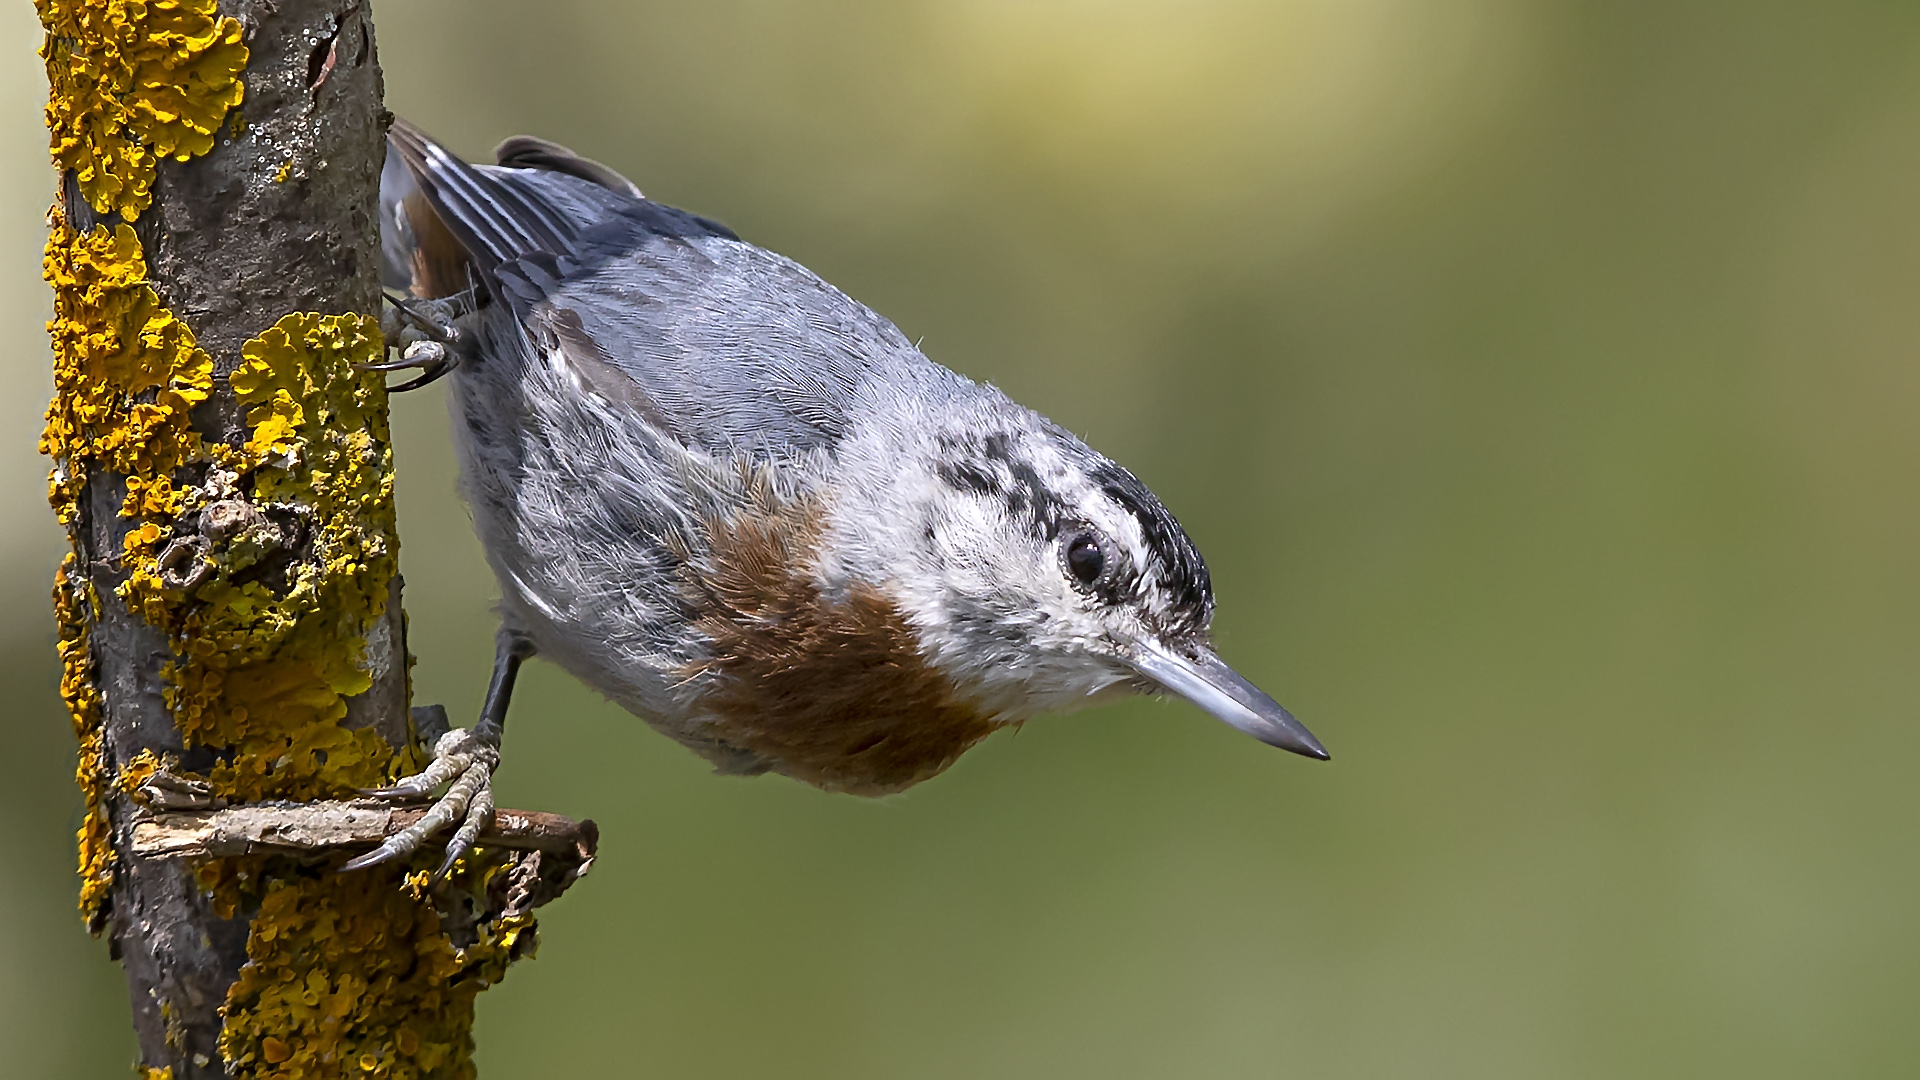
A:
5,0,1920,1076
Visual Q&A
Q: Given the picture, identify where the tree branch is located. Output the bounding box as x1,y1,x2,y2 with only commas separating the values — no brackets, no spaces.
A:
38,1,592,1075
131,800,599,868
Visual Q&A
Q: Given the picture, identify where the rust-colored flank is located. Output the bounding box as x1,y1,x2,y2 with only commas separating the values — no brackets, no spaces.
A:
682,496,1001,795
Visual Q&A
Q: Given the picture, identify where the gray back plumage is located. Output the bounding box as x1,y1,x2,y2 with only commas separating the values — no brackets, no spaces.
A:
385,119,950,457
545,233,942,454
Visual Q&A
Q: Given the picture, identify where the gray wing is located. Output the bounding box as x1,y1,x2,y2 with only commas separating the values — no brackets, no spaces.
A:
529,227,922,455
388,118,914,456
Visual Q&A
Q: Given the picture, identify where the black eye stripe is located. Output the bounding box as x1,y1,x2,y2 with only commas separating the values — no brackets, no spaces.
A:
1086,460,1211,627
935,426,1214,636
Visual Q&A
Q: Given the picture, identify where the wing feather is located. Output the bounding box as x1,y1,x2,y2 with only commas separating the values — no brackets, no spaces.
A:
384,118,942,457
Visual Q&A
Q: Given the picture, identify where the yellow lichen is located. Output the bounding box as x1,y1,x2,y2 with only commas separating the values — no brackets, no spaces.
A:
118,748,165,794
161,312,399,804
40,293,403,809
43,12,551,1072
55,555,114,925
38,0,247,219
40,214,211,529
41,212,214,924
219,871,534,1080
185,314,543,1078
37,0,248,948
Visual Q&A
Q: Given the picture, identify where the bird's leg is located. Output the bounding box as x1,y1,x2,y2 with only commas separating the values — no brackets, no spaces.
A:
364,291,480,392
341,628,537,877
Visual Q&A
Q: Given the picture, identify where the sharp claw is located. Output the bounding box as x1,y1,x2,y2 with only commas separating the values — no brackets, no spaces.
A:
365,343,454,392
435,781,494,881
356,785,426,799
358,355,435,372
385,362,454,393
372,294,470,393
341,839,405,873
381,292,470,346
381,291,448,336
432,847,464,882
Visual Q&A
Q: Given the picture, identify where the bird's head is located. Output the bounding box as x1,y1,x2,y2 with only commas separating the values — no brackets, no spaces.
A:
833,406,1328,761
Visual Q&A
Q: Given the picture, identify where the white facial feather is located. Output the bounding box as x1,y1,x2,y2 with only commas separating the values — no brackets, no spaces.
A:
815,389,1191,722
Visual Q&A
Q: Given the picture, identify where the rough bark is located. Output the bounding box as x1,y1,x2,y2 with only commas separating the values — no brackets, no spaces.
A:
40,1,589,1076
51,4,400,1074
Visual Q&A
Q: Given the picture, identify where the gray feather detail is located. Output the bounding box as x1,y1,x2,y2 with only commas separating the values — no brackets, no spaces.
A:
478,166,633,238
531,233,963,456
450,308,833,753
378,145,418,291
389,119,600,283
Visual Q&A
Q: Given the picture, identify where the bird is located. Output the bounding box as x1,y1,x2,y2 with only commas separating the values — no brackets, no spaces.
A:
345,119,1329,876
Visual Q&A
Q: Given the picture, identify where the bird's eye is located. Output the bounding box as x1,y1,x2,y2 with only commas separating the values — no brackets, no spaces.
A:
1065,531,1104,586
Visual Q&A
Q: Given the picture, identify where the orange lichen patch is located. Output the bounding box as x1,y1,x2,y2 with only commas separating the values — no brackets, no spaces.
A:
39,10,552,1068
40,212,214,923
118,747,165,793
55,555,114,926
40,214,211,530
38,0,247,219
219,870,534,1080
165,312,399,803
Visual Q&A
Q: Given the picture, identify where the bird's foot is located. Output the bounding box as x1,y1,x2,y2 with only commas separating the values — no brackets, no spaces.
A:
341,726,499,878
366,292,478,391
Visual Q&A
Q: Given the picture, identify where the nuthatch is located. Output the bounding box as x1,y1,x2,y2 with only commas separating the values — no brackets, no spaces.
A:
345,120,1328,875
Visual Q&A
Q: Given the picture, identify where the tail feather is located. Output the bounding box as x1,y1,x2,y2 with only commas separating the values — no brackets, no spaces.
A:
389,119,539,272
494,134,644,200
480,173,576,254
381,118,663,303
380,140,475,300
387,119,600,294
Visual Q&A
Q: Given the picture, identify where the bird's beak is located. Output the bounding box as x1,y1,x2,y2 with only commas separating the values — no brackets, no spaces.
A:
1123,637,1330,760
